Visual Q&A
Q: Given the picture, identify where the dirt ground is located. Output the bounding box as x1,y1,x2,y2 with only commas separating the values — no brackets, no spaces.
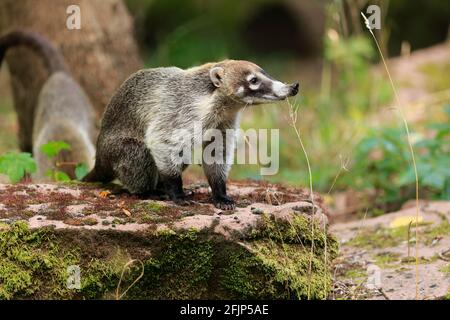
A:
331,201,449,300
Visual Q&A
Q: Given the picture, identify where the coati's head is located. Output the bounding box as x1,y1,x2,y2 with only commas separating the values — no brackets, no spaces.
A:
209,60,299,105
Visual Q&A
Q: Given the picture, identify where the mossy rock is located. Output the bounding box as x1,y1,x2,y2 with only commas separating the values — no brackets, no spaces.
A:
0,212,338,300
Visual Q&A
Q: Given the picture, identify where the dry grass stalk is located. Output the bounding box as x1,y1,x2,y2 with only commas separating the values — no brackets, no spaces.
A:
361,11,421,300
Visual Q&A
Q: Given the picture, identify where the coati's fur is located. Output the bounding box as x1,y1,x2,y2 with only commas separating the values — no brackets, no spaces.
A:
84,60,298,209
0,31,96,179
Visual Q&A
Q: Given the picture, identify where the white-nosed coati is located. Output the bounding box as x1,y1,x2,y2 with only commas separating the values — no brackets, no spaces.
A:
84,60,299,210
0,31,96,180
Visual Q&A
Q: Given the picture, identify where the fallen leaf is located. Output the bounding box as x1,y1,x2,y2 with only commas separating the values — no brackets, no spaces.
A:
122,208,132,217
389,216,424,229
99,190,111,198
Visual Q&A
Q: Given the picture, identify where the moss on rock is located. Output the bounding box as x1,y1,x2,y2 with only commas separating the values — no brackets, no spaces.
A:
0,212,338,300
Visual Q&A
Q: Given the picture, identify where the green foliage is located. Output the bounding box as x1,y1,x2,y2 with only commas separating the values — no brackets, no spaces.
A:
323,35,392,112
341,106,450,206
0,141,88,183
420,60,450,92
0,152,36,183
40,141,71,159
45,169,71,182
75,164,89,181
40,141,87,182
128,0,274,68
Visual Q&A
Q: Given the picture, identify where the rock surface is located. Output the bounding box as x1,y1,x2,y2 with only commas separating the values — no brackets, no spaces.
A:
331,201,450,300
0,181,338,300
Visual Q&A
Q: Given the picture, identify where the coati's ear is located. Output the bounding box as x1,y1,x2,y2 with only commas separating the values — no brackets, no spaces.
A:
209,67,224,87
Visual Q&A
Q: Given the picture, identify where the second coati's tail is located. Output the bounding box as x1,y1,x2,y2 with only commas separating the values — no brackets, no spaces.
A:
82,163,114,183
82,166,100,182
1,30,98,182
0,30,68,74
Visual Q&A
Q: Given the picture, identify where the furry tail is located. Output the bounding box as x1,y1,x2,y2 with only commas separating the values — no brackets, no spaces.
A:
0,30,68,74
82,168,100,182
82,164,113,183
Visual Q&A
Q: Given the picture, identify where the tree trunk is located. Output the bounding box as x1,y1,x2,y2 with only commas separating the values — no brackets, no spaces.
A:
0,0,142,152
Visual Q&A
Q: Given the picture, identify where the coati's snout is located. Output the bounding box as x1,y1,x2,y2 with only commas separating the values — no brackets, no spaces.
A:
209,60,299,105
289,82,300,96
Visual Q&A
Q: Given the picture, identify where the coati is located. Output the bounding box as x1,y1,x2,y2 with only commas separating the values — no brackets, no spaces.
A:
0,31,96,179
84,60,299,209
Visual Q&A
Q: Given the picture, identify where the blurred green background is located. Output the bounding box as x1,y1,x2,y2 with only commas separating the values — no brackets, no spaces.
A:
1,0,449,216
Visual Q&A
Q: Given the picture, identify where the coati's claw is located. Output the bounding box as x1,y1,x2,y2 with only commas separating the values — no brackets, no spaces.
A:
213,196,235,210
185,189,195,197
171,193,194,206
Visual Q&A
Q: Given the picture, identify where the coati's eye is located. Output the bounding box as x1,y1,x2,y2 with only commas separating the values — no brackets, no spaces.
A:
249,77,258,85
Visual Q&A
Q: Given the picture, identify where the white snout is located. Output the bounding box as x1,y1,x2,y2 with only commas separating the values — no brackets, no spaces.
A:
271,81,291,98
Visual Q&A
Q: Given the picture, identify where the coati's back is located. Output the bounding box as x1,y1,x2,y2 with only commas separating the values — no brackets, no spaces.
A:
98,66,213,137
0,31,96,180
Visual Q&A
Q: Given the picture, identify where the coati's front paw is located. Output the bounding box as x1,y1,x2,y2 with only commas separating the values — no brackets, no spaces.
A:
170,193,193,206
213,195,235,210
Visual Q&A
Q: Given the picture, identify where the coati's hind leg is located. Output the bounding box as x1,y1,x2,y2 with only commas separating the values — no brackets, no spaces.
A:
110,138,158,195
158,173,193,205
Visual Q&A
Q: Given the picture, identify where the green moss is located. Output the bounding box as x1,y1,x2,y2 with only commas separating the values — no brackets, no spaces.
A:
0,222,78,299
423,220,450,244
343,268,366,280
249,214,338,254
349,225,411,249
440,265,450,275
220,241,334,299
154,227,176,237
134,201,164,213
348,221,450,249
350,220,450,250
374,252,401,268
0,213,338,300
146,201,164,212
141,212,166,223
124,228,214,299
400,255,438,265
79,260,118,299
0,222,122,299
220,214,339,299
420,60,450,92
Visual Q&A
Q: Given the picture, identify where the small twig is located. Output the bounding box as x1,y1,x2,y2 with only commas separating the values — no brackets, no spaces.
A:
361,11,421,300
115,259,145,300
379,288,390,300
285,97,320,299
438,249,450,262
56,161,78,167
407,220,413,258
327,154,351,195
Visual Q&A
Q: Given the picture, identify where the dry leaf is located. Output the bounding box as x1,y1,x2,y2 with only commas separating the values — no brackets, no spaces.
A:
99,190,111,198
389,216,423,229
122,208,132,217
